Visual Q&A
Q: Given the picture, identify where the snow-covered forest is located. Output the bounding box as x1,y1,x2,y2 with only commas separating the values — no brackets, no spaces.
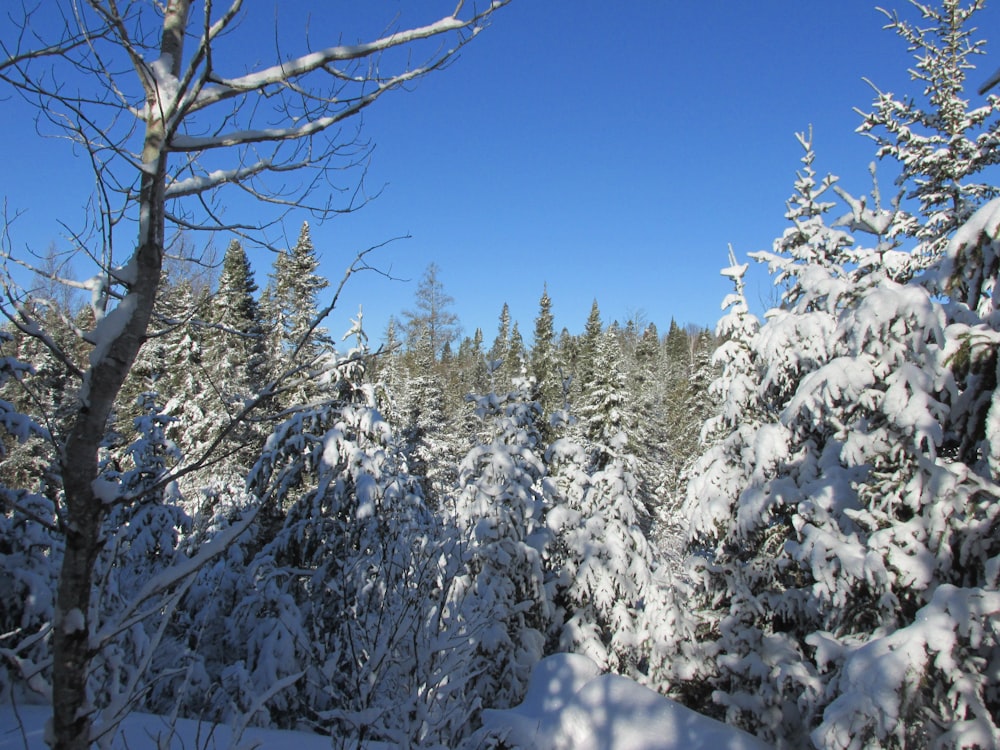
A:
2,1,1000,748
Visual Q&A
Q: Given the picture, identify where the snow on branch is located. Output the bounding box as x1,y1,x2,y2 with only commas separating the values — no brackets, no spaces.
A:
91,507,259,649
164,159,273,197
186,11,485,112
171,60,446,152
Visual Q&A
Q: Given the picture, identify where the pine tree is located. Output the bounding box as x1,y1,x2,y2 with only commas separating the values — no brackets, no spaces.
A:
578,328,633,468
575,300,604,398
272,221,330,369
858,0,1000,256
450,379,553,709
683,117,1000,746
211,239,265,400
530,285,561,415
507,321,527,383
402,262,459,362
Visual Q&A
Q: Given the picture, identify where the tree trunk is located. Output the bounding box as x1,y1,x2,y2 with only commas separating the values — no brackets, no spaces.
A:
49,3,188,747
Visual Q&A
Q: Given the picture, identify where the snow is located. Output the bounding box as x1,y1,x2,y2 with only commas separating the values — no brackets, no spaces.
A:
85,295,137,371
164,162,273,198
61,608,86,635
0,705,353,750
481,654,771,750
188,14,470,112
90,476,121,505
1,654,770,749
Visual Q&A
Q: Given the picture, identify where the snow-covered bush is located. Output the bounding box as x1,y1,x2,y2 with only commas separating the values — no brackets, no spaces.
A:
0,333,57,703
211,347,479,747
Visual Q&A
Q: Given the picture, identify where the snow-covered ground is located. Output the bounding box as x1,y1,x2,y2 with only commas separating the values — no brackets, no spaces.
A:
0,654,769,749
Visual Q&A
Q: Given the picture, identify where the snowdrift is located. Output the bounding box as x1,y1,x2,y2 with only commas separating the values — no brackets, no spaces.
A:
481,653,771,749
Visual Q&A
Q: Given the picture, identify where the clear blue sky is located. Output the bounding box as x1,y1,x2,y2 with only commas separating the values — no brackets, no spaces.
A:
5,1,1000,346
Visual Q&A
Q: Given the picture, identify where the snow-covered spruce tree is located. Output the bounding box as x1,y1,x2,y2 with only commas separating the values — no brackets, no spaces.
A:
577,327,635,463
572,299,604,405
487,302,513,392
155,276,221,481
858,0,1000,258
530,285,562,417
397,326,457,507
450,378,554,710
656,321,717,530
680,135,880,744
657,251,770,710
0,2,510,745
508,321,528,381
544,407,658,679
454,328,491,418
0,298,80,499
542,319,694,696
179,238,269,503
628,321,683,556
266,222,331,406
794,199,1000,750
210,239,266,406
684,123,1000,746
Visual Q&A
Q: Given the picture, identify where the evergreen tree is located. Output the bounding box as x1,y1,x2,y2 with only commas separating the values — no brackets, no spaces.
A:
372,317,405,425
450,379,553,709
858,0,1000,256
628,321,675,532
456,327,489,399
211,239,265,400
576,299,604,397
272,221,330,367
488,303,511,369
218,344,476,744
545,418,659,680
555,327,579,403
507,321,527,383
157,276,219,476
683,91,1000,745
530,285,561,414
403,262,459,362
578,328,633,467
398,326,455,506
91,394,192,717
0,299,77,499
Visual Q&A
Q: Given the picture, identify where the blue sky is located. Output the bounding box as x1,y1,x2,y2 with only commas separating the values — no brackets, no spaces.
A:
5,1,1000,346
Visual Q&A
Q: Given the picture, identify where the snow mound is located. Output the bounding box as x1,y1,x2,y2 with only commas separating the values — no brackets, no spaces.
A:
482,653,772,750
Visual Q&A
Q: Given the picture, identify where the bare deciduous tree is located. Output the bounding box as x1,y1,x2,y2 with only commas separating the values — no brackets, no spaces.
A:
0,2,508,747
